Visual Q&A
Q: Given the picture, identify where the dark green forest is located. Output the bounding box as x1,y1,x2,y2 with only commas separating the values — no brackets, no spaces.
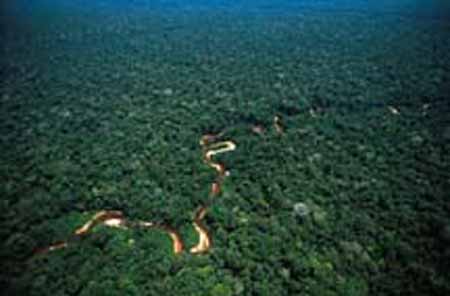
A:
1,1,449,295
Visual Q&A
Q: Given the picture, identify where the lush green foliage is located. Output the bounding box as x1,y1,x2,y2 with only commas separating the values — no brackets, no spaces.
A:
1,1,449,295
